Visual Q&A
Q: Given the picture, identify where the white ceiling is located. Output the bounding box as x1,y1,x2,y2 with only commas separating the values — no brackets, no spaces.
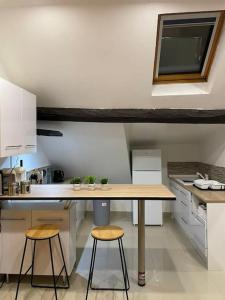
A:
0,0,225,109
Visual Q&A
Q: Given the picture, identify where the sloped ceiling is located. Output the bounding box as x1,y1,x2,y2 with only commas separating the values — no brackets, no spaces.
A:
0,0,225,109
125,123,225,145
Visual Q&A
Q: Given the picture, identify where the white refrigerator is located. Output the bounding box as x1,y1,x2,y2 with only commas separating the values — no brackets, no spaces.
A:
132,149,163,225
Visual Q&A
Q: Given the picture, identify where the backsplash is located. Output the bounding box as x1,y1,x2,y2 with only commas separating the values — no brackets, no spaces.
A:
168,162,225,183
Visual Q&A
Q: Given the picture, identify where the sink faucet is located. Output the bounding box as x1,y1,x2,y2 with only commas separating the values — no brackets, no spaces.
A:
196,172,209,180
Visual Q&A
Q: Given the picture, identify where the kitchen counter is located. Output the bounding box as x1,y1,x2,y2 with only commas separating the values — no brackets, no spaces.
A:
170,177,225,203
0,184,175,200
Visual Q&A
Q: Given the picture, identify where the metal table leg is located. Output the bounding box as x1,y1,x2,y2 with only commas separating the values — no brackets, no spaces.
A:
138,199,145,286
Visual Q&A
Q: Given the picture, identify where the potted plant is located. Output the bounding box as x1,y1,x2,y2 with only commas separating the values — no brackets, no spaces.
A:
84,176,96,190
100,177,109,190
70,177,81,190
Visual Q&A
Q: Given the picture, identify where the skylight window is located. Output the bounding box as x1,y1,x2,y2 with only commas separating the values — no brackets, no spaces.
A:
153,11,224,84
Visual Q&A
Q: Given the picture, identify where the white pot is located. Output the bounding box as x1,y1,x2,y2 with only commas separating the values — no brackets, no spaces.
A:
88,183,96,191
101,183,109,190
73,184,81,190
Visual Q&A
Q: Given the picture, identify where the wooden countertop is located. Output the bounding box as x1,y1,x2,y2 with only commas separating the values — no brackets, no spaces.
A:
0,184,175,201
170,178,225,204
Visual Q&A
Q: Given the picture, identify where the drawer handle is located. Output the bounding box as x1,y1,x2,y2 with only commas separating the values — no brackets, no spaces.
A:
25,145,36,148
5,145,22,149
37,218,63,222
181,217,188,225
180,200,188,207
1,218,25,221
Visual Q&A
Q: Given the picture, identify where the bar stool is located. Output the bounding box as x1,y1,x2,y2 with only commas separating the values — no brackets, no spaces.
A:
15,224,70,300
86,225,130,300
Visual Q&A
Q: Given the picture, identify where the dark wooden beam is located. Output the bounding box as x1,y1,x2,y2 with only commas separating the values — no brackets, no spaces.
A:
37,129,63,136
37,107,225,124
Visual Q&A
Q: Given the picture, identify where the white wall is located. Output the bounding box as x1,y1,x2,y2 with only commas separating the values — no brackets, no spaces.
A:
0,1,225,109
38,121,132,211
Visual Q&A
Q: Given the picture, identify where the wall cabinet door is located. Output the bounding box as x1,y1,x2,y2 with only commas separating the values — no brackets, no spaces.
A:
0,210,32,274
22,89,37,153
0,78,37,157
0,78,23,157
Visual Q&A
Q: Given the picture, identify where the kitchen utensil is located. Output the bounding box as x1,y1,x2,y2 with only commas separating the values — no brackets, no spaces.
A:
8,182,20,196
21,180,31,194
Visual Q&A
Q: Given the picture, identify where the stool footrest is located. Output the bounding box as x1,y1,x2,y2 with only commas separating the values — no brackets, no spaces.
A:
31,265,69,289
91,286,130,291
31,283,69,289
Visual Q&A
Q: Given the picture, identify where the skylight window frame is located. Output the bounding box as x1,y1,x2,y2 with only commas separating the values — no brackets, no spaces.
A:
153,11,225,84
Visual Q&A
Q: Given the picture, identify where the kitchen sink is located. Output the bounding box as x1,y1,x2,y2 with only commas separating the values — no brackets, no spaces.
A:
175,176,198,186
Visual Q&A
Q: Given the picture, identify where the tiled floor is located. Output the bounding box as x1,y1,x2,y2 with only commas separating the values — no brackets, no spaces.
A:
1,212,225,299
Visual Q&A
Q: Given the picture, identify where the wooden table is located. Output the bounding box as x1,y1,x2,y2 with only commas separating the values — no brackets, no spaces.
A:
0,184,175,286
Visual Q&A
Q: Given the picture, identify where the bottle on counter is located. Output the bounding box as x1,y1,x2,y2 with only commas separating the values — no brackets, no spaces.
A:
15,160,26,183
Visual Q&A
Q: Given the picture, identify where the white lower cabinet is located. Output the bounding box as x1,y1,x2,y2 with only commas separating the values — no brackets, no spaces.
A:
189,212,207,257
0,205,76,276
0,210,32,274
170,180,207,258
75,200,86,229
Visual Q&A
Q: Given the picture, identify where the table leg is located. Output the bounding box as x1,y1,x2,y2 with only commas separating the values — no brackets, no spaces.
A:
138,199,145,286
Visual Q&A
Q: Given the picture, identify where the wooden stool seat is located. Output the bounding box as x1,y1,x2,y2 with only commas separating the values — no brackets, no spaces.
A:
25,224,59,240
91,225,124,241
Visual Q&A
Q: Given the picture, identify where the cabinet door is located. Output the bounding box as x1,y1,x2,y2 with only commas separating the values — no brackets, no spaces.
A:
69,203,76,274
22,89,37,153
0,78,23,157
0,210,32,274
75,200,86,229
31,210,70,275
169,183,179,218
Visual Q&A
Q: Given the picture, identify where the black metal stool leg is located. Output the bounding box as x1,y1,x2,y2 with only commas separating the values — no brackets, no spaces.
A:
120,238,130,290
86,237,130,300
49,238,58,300
57,234,70,288
15,238,28,300
89,239,97,288
31,240,36,287
85,238,97,300
118,238,129,300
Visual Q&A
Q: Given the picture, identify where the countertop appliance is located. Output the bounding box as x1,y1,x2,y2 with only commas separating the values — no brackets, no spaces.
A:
53,169,64,183
132,149,163,225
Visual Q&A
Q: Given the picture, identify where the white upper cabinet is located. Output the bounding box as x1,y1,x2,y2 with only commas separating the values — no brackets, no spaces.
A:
0,78,37,157
22,89,37,153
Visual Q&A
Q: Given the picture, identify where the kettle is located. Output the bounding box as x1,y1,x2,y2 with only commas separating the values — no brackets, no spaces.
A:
53,170,64,183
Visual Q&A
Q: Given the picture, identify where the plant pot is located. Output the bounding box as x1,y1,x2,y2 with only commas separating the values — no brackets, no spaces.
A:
88,183,96,191
73,184,81,190
101,183,109,190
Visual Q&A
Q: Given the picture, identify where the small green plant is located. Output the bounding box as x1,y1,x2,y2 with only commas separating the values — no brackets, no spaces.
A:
100,177,108,185
84,176,96,184
70,177,81,184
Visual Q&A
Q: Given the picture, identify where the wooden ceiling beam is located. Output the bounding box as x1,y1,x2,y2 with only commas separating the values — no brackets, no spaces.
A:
37,107,225,124
37,129,63,136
